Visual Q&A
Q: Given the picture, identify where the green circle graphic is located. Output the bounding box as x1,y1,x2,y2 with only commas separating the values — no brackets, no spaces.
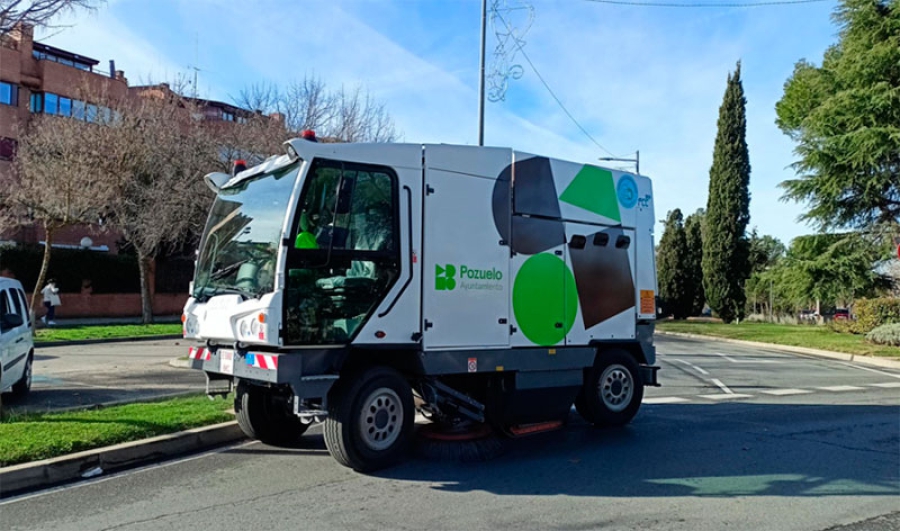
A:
513,253,579,346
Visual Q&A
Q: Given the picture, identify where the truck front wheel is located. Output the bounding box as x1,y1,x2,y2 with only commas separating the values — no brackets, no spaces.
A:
576,349,644,427
324,366,414,472
234,381,308,445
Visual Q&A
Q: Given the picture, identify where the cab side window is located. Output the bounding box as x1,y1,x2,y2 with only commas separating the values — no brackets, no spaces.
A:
14,289,29,326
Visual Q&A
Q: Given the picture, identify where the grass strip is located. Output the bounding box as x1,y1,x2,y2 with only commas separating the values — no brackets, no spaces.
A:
657,321,900,358
35,323,183,343
0,394,234,467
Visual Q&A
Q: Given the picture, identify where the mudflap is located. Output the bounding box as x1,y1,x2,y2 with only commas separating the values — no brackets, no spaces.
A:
641,365,661,387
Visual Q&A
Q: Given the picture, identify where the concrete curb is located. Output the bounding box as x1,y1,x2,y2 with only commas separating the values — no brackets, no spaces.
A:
657,331,900,370
36,335,184,348
0,421,246,498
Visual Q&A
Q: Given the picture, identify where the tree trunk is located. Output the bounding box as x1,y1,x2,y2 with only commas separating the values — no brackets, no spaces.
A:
137,249,154,324
30,223,54,327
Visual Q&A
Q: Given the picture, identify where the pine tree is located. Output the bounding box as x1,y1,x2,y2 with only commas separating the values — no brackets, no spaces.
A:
703,62,752,324
657,209,692,319
684,209,706,316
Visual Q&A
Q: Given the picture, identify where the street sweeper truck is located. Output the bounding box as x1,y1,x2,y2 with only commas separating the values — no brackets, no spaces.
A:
183,134,660,471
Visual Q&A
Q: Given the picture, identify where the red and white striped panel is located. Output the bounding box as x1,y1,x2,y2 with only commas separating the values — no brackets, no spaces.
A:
249,353,278,370
188,347,211,361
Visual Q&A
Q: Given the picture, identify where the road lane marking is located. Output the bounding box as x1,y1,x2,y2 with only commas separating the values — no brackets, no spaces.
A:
643,397,690,404
697,393,753,400
817,385,865,392
760,388,813,396
710,378,734,394
834,362,900,380
670,358,710,375
868,382,900,388
714,353,780,364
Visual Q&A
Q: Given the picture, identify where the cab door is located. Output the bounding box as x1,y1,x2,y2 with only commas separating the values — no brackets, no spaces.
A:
0,287,29,392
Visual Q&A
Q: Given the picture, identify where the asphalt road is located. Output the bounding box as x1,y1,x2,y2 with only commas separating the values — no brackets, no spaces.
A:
2,335,898,530
3,339,204,412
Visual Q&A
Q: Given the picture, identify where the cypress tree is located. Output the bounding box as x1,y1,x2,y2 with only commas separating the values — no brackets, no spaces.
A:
657,208,692,319
703,62,751,324
684,209,705,316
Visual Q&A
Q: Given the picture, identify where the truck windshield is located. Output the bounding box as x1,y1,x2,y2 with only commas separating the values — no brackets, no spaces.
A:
192,162,300,301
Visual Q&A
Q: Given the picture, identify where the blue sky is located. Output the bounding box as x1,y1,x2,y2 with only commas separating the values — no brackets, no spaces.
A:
38,0,841,244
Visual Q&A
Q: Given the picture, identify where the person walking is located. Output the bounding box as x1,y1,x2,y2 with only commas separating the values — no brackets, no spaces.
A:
41,278,61,325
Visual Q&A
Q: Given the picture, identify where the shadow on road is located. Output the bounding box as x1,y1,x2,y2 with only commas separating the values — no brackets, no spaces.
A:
371,402,899,499
2,387,197,414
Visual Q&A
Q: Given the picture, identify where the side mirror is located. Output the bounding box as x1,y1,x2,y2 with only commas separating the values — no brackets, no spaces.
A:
0,313,24,331
204,172,231,193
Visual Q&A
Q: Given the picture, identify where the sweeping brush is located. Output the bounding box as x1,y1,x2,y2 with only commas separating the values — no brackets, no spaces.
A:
414,421,507,463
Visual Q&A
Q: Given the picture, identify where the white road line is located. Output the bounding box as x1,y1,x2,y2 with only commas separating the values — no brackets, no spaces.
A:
714,353,780,364
698,393,754,400
710,378,733,394
643,396,690,404
670,358,710,375
760,388,813,396
834,362,900,380
817,385,865,392
869,382,900,388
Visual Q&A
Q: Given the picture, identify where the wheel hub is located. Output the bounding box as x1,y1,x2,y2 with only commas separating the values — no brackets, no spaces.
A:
599,364,633,413
359,387,403,451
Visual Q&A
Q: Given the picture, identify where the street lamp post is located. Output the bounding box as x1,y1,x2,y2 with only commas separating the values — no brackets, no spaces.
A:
478,0,487,146
598,150,640,175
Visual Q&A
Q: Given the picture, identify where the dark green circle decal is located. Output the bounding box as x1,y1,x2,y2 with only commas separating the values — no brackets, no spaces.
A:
513,253,579,346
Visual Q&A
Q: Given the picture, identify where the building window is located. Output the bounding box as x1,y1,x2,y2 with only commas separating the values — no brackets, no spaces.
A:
0,137,17,161
0,81,18,106
58,96,72,117
30,92,42,112
72,99,85,120
32,49,94,72
44,93,58,115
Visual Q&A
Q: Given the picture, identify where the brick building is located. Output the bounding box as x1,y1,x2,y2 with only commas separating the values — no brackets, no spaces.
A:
0,23,268,318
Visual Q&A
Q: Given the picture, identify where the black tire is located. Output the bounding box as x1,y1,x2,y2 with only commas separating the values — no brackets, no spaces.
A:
234,381,308,445
11,353,33,397
324,366,414,472
576,349,644,427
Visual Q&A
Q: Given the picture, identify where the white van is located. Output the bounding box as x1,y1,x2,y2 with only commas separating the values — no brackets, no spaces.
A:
0,277,34,404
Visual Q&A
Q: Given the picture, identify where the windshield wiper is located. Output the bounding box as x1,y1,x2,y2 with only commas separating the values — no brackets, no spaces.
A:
208,259,249,281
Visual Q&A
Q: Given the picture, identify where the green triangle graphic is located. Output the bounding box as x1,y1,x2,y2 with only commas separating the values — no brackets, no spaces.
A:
559,166,621,222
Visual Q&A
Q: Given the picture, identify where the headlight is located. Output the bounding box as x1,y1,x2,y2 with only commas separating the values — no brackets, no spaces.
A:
250,319,260,335
240,320,250,337
185,316,199,336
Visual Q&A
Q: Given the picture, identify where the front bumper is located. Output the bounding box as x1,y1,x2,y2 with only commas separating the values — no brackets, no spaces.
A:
187,346,338,400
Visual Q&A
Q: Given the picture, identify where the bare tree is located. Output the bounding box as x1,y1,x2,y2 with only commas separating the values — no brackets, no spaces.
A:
92,93,220,323
0,113,113,313
233,75,399,143
0,0,101,36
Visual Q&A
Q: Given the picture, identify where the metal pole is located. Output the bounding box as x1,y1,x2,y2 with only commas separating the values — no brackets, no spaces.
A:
635,150,639,175
478,0,486,146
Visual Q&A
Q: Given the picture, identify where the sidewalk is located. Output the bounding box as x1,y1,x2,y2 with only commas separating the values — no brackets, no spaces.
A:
38,315,181,327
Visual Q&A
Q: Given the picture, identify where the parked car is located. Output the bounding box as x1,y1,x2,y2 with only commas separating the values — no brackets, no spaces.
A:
0,277,34,408
798,309,817,322
832,308,851,321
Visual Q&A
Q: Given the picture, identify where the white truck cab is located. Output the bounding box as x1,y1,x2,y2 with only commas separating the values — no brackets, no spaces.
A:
184,137,659,471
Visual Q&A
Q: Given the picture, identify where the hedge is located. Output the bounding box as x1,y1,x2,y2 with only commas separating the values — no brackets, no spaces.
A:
866,323,900,347
0,244,140,293
830,297,900,334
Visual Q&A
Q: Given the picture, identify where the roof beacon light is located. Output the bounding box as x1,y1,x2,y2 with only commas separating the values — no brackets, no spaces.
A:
301,129,317,142
232,159,247,177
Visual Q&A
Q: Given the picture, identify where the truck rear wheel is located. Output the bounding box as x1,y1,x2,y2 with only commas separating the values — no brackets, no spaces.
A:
234,381,308,445
576,349,644,427
324,366,414,472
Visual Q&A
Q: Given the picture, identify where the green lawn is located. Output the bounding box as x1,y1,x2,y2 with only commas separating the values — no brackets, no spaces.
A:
35,323,182,343
657,321,900,358
0,395,234,467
